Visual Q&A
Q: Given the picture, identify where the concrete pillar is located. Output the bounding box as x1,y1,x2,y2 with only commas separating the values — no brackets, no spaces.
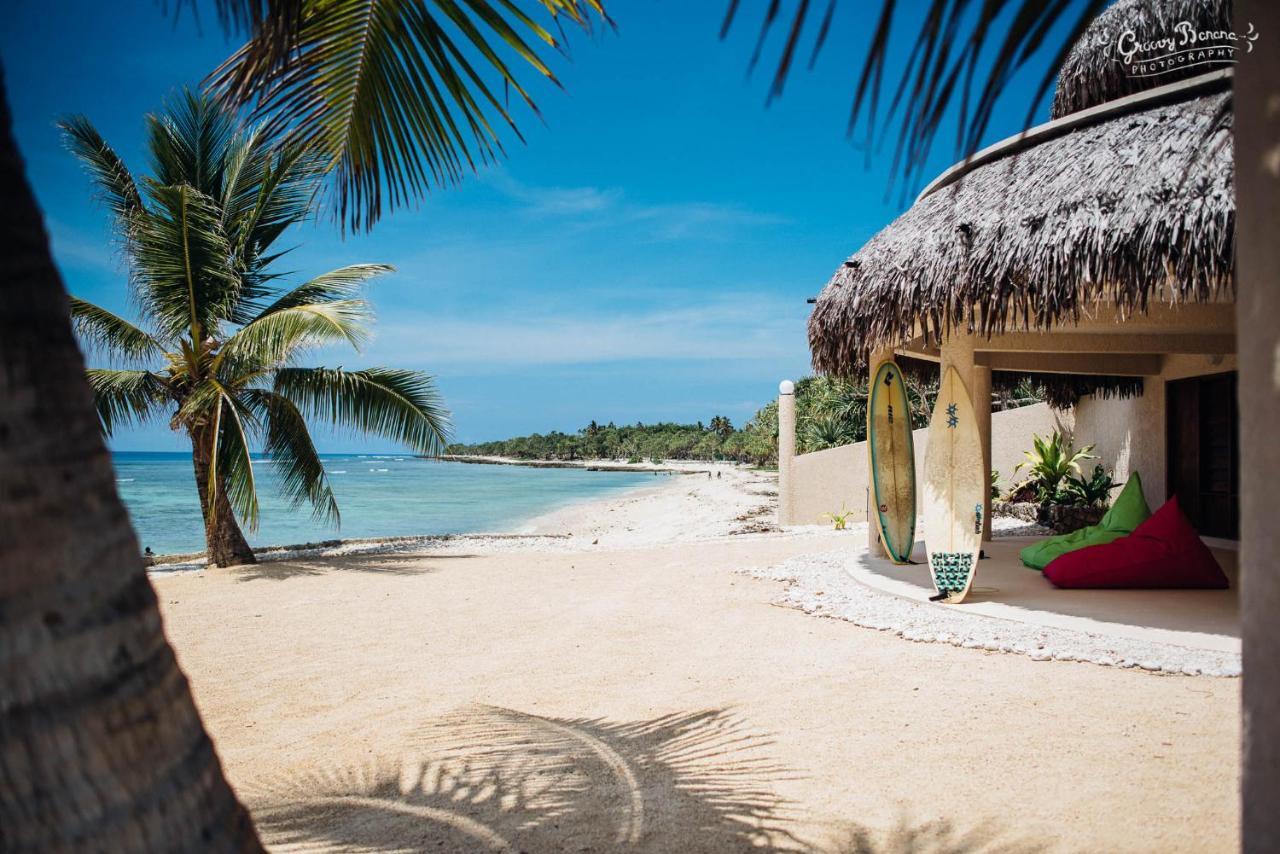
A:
939,335,992,543
1236,2,1280,846
777,380,796,526
973,363,994,542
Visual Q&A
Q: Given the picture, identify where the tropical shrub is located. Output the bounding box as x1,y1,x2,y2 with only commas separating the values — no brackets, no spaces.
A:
1012,431,1096,503
820,505,855,530
1057,464,1116,508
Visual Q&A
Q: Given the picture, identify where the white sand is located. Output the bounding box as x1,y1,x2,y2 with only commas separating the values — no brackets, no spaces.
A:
153,465,1241,852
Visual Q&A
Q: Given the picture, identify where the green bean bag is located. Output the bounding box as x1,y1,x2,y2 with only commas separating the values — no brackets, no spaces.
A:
1020,473,1151,571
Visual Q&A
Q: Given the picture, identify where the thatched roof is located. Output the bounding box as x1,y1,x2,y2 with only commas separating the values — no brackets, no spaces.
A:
808,83,1234,376
1052,0,1232,118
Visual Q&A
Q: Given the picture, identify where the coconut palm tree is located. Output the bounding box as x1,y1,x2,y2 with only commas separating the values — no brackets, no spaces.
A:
2,3,612,847
64,93,450,567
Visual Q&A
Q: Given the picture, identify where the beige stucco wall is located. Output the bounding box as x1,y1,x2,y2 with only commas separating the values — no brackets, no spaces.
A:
1072,354,1236,505
785,402,1068,525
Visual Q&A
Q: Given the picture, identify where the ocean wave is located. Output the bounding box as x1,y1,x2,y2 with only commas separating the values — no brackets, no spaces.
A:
328,469,347,474
117,478,135,483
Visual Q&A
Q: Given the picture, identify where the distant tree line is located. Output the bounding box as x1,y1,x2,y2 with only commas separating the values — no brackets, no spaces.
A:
447,415,778,465
448,374,1043,465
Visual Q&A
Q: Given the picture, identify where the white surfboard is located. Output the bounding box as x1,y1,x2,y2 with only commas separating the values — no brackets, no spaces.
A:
923,366,985,603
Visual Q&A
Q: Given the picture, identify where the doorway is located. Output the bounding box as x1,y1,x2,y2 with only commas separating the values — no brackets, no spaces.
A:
1166,371,1239,539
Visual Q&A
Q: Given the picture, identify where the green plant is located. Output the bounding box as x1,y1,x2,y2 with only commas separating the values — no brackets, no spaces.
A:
1013,431,1096,504
65,94,451,566
627,455,643,464
820,505,855,531
991,470,1000,501
1058,465,1116,508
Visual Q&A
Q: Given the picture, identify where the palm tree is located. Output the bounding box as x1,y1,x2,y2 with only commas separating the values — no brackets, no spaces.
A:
64,93,450,567
5,5,607,845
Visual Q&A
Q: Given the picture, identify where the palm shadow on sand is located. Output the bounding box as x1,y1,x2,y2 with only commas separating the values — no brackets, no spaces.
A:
245,705,1043,853
245,705,805,852
232,553,478,582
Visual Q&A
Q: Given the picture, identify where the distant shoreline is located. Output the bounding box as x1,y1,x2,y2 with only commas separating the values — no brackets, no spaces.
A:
438,454,717,475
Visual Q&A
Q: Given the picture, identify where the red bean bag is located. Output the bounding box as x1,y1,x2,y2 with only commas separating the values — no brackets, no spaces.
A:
1043,497,1229,589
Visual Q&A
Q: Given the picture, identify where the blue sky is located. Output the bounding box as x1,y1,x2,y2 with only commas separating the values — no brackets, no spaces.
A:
3,0,1078,450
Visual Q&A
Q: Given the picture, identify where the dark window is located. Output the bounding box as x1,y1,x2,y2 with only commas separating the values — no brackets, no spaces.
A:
1166,372,1239,538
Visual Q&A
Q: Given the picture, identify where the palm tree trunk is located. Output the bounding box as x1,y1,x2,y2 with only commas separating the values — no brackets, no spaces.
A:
1236,2,1280,849
0,68,263,850
189,428,257,568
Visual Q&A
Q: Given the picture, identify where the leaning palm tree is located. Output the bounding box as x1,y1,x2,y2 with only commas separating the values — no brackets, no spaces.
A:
65,93,450,567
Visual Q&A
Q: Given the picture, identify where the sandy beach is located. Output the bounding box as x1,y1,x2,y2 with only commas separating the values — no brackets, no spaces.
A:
153,464,1240,852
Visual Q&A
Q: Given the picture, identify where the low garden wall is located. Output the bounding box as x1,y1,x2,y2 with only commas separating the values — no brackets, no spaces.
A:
781,402,1071,526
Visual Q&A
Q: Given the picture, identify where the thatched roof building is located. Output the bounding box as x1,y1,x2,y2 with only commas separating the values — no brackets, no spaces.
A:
808,0,1235,386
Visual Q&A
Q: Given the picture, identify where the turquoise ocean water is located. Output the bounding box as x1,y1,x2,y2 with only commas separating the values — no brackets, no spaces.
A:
112,452,655,555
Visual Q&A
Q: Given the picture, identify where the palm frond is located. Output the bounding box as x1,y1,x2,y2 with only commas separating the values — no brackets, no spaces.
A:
723,0,1106,189
58,115,143,225
208,0,611,232
208,390,262,528
133,182,239,341
256,263,393,314
222,129,324,279
70,296,163,364
274,366,452,454
85,369,171,436
146,90,238,195
244,388,340,523
219,299,373,370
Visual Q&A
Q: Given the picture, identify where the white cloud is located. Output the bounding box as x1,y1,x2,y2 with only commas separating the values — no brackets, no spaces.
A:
362,293,809,370
484,171,788,241
46,217,121,274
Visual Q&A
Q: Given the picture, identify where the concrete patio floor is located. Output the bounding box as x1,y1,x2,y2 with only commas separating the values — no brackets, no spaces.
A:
847,535,1240,653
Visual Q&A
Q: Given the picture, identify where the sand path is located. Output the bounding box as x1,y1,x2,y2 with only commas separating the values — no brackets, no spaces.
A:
153,471,1239,852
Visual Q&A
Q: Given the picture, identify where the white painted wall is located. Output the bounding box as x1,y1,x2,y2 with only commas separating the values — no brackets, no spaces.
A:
1073,354,1236,505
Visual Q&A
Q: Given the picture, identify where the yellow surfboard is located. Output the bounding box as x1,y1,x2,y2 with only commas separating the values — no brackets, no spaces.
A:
867,360,917,564
923,366,985,603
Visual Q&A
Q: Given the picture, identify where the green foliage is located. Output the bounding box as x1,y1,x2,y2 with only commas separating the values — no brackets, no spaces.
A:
210,0,610,232
1058,464,1116,508
1012,431,1099,505
991,470,1000,501
820,505,855,531
793,373,937,454
450,416,772,466
65,94,451,535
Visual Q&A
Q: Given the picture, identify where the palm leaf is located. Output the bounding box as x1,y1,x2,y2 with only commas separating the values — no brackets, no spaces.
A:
145,90,237,195
70,297,163,364
221,129,324,283
208,390,262,528
218,264,390,369
255,263,393,314
85,369,171,436
273,366,452,454
58,115,143,226
723,0,1106,188
244,388,340,523
208,0,611,232
219,299,373,369
133,182,239,341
